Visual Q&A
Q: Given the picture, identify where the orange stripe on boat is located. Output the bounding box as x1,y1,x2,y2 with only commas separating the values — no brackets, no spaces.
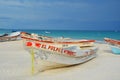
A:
21,36,95,44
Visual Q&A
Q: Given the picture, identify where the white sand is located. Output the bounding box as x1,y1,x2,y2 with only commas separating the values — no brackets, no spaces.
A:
0,40,120,80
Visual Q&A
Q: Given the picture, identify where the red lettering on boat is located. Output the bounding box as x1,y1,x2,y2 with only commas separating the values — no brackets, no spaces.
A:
35,43,41,48
64,50,75,56
48,46,55,51
55,47,61,53
41,44,46,49
26,42,32,47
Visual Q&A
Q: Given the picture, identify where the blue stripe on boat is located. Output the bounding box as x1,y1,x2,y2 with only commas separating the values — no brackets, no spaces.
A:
110,46,120,54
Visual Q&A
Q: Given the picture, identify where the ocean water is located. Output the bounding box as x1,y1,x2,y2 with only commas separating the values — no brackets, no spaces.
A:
0,29,120,41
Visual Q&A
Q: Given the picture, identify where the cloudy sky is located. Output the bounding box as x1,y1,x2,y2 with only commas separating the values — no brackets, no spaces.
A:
0,0,120,30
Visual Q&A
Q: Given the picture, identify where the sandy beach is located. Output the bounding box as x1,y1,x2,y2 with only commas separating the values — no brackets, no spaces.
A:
0,40,120,80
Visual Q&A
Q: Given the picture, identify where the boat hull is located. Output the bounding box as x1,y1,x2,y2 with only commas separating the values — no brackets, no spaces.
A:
35,54,96,72
28,48,97,71
110,46,120,54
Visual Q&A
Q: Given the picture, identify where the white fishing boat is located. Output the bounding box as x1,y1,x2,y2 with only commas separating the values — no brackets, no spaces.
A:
21,32,98,72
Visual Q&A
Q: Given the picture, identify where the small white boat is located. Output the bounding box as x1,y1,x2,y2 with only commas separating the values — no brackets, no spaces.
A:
21,32,98,72
0,31,21,42
45,31,50,34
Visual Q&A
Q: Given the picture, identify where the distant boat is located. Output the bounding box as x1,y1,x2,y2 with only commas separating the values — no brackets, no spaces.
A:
0,31,21,42
104,38,120,54
45,31,50,34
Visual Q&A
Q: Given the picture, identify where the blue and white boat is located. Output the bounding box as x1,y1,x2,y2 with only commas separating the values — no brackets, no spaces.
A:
110,46,120,54
104,38,120,55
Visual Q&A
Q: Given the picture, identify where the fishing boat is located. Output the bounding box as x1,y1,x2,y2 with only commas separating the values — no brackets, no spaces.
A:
110,46,120,54
21,32,96,48
0,31,21,42
21,32,98,72
104,38,120,54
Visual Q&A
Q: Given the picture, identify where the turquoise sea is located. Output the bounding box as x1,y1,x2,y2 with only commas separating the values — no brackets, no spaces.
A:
0,29,120,41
